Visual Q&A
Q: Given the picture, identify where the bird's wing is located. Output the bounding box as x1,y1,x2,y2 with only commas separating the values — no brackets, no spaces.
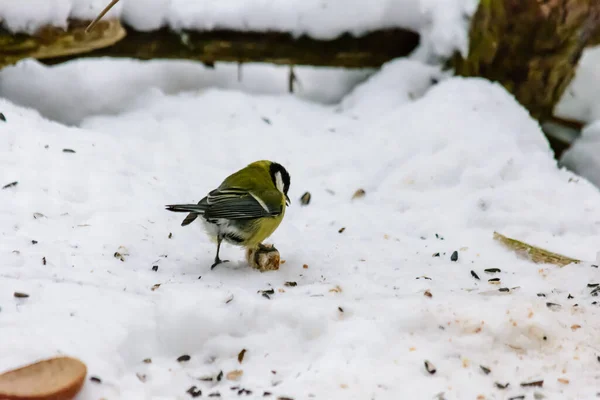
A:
204,187,282,220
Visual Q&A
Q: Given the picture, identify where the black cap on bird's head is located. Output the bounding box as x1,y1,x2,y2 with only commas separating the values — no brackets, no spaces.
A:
269,162,291,206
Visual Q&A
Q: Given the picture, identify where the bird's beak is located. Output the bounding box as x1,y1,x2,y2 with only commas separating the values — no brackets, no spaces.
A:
285,194,291,206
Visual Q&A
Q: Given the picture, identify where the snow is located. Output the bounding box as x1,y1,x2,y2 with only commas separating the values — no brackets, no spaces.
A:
0,0,479,59
2,56,600,399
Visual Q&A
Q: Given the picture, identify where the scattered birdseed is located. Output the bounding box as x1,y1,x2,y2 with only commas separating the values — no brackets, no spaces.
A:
238,349,247,363
13,292,29,298
151,284,161,291
571,324,581,331
136,373,147,383
484,268,501,273
42,257,46,265
338,306,344,312
143,358,152,364
33,212,46,219
168,232,173,239
495,382,509,389
263,392,272,397
424,360,436,374
499,288,510,292
152,265,158,271
508,396,525,400
226,295,234,304
592,265,598,268
300,192,311,205
435,233,444,240
432,252,440,257
284,281,297,287
480,365,491,375
557,378,570,384
217,371,223,381
588,283,599,288
568,294,574,299
238,389,252,395
521,380,544,387
537,293,546,297
2,181,17,189
351,189,366,200
62,148,76,153
262,117,271,125
0,112,5,121
276,397,293,400
424,290,433,298
209,393,221,397
488,278,500,284
90,376,102,383
450,251,458,262
303,264,308,269
187,386,202,397
31,240,38,244
259,289,275,295
177,354,191,362
338,227,346,233
471,270,480,280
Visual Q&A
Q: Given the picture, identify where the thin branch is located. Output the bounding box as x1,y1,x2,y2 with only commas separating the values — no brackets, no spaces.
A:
86,0,121,33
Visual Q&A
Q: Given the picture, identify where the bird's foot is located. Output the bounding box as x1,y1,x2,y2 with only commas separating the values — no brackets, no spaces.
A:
210,259,230,270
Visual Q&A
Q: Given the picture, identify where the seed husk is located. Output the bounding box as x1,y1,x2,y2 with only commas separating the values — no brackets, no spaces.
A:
338,227,346,233
238,349,247,363
177,354,191,362
520,380,544,387
424,360,436,374
2,181,17,189
495,382,509,389
13,292,29,298
480,365,491,375
62,148,76,153
300,192,311,205
546,302,561,311
484,268,501,273
450,251,458,262
187,386,202,397
90,376,102,383
284,281,297,287
471,270,480,280
152,265,158,271
351,189,366,199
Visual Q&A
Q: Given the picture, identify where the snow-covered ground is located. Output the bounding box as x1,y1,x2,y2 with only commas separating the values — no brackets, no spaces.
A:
2,56,600,399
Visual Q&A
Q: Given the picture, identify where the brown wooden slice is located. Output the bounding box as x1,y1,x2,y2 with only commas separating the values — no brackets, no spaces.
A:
0,356,87,400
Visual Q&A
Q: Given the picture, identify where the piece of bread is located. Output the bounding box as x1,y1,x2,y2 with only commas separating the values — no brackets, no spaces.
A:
0,356,87,400
246,244,280,272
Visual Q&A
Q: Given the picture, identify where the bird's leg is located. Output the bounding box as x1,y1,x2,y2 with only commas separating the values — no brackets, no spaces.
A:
211,236,229,270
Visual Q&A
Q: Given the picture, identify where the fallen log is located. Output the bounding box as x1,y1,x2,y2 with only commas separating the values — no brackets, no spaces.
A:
1,20,420,69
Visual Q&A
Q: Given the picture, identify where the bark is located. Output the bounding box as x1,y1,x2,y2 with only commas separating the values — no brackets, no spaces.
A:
453,0,600,121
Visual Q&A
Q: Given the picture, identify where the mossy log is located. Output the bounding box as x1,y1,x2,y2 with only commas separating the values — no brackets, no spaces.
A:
0,19,125,69
453,0,600,121
1,21,419,69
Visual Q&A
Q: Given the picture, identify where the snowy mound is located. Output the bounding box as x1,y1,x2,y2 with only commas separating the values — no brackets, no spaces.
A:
1,59,600,399
0,0,478,58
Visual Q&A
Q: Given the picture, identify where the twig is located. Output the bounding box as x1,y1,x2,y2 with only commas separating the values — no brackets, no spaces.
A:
86,0,121,33
493,231,580,267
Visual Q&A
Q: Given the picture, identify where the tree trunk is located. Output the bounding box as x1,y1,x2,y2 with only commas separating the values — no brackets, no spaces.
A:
453,0,600,121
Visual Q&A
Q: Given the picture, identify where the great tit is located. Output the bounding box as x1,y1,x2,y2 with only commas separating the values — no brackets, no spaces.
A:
166,160,291,269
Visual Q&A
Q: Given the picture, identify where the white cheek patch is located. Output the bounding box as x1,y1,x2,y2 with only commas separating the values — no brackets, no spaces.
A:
275,171,284,193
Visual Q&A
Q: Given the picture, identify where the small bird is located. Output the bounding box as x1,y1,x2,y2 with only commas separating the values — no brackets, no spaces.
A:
166,160,291,269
